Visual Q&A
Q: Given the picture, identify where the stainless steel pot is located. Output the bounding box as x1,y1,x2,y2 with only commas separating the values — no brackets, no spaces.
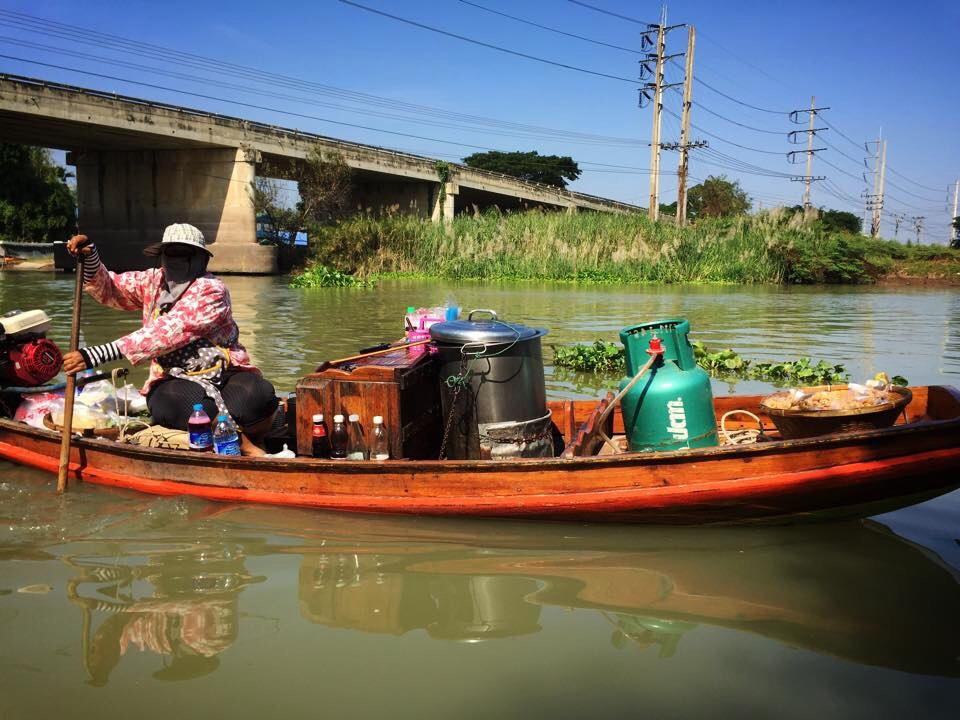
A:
430,309,549,459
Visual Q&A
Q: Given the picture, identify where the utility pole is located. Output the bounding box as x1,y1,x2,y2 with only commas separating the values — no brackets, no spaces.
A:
676,25,695,225
952,180,959,244
869,140,887,238
802,96,816,209
913,216,925,244
893,213,904,238
788,97,828,209
639,6,684,222
646,10,666,221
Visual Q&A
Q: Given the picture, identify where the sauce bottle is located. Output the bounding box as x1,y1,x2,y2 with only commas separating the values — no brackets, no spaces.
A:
329,414,348,459
311,413,330,458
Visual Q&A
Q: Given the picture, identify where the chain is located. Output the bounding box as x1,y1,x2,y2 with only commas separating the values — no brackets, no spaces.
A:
436,320,526,459
437,354,470,459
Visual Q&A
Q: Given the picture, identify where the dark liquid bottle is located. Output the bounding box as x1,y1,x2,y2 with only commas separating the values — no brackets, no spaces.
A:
311,413,330,458
329,414,349,460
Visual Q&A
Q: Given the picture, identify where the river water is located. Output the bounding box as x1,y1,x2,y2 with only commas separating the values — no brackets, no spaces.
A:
1,271,959,718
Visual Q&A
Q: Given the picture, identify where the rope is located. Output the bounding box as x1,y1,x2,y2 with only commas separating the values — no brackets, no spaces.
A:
719,409,765,445
110,368,150,442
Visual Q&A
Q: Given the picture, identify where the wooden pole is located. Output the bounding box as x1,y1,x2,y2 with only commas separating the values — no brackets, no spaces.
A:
56,253,84,493
313,338,432,373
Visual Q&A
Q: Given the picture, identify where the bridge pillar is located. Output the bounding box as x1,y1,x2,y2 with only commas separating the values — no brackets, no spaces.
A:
431,182,458,223
70,147,276,273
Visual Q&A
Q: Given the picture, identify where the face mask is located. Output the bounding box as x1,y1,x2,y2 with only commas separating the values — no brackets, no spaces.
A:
161,255,193,283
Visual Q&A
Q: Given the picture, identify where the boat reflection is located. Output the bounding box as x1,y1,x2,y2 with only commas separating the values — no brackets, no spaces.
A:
65,542,264,685
63,510,960,683
275,511,959,675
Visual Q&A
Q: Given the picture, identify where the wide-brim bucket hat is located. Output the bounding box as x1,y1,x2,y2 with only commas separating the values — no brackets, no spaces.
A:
144,223,214,257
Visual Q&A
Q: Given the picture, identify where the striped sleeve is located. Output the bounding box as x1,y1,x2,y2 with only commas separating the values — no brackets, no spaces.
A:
78,342,123,369
80,245,102,284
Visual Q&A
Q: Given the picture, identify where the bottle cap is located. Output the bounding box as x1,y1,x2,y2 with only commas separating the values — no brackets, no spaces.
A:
373,415,383,424
312,413,323,423
217,414,228,421
348,413,359,422
333,414,344,423
406,306,415,313
193,403,204,411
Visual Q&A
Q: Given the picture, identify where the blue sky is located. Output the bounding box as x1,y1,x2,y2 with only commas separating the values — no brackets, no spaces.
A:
2,0,957,240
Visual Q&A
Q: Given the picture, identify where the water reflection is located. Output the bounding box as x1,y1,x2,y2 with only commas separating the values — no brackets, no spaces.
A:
282,515,959,676
64,542,264,685
5,500,956,687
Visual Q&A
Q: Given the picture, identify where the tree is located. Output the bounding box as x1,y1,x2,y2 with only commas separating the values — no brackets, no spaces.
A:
254,146,354,237
0,144,76,243
462,151,581,189
786,205,862,235
686,175,751,219
819,208,862,234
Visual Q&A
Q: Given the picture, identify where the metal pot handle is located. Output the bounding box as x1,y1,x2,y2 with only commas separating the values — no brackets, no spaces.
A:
467,308,498,322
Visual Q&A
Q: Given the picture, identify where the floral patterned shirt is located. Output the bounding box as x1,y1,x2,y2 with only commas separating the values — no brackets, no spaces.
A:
84,263,259,394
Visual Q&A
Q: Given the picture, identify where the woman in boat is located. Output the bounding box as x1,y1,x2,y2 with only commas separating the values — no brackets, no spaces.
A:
62,223,278,456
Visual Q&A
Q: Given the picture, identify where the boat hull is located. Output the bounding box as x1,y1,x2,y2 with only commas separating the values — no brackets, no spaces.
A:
3,386,960,523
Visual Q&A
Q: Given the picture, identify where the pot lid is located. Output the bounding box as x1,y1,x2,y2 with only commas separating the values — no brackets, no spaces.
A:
429,309,547,345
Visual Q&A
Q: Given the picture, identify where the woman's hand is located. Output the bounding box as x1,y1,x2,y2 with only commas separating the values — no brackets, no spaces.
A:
66,235,93,256
61,351,89,376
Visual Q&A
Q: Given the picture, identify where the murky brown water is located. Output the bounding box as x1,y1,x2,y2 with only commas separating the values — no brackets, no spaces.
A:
1,271,959,717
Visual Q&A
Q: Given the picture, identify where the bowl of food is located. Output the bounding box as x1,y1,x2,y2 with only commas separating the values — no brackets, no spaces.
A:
759,384,912,440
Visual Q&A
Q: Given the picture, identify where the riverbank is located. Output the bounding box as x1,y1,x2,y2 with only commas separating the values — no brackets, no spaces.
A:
296,209,960,287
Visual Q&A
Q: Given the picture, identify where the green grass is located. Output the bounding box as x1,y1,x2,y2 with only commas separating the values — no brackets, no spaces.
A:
296,208,960,285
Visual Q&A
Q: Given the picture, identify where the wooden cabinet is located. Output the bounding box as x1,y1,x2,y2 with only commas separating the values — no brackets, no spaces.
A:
295,347,441,459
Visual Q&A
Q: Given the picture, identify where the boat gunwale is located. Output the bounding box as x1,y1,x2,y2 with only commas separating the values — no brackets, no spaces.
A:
2,385,958,474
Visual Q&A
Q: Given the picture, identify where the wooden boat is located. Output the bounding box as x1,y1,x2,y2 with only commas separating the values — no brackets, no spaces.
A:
2,384,960,524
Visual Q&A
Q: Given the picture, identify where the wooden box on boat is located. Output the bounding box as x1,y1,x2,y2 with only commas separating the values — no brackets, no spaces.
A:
295,347,443,459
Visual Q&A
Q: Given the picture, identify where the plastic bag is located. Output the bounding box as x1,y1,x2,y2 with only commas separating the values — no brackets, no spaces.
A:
14,391,64,429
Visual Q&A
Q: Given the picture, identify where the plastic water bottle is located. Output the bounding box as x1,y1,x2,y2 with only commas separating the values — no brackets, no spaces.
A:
188,403,212,451
213,414,241,456
346,413,368,460
371,415,390,461
330,414,348,459
311,413,330,458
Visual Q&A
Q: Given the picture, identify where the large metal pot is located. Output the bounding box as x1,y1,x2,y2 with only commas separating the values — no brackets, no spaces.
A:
430,309,550,459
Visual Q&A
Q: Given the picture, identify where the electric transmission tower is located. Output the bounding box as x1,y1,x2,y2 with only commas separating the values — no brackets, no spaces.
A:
638,6,685,221
788,97,829,209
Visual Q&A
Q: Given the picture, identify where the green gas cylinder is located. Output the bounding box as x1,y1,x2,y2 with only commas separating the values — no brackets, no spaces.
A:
618,319,719,452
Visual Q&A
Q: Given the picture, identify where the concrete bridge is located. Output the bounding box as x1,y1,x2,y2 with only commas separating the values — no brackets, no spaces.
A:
0,74,640,273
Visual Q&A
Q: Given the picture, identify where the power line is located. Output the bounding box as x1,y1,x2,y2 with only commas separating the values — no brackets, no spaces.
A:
886,167,947,194
884,178,944,203
663,107,785,155
566,0,655,26
0,11,652,147
664,77,785,134
338,0,636,83
0,34,651,149
0,58,657,184
458,0,640,54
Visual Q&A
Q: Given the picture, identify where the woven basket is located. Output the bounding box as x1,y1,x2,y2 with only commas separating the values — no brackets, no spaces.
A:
759,385,912,440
